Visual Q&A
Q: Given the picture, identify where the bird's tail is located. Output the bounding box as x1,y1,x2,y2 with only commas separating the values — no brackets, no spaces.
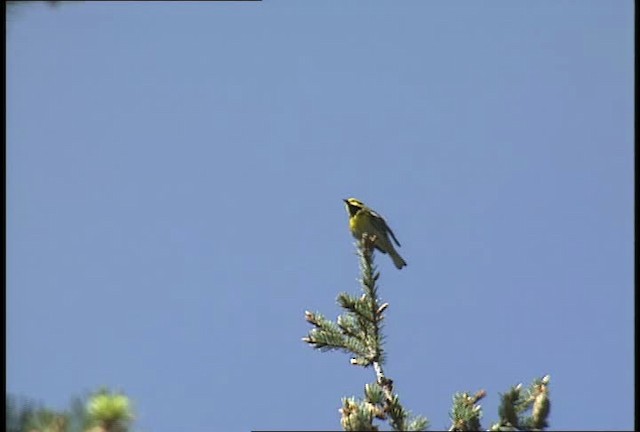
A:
390,250,407,269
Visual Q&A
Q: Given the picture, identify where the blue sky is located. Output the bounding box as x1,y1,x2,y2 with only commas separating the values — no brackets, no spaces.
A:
6,1,634,431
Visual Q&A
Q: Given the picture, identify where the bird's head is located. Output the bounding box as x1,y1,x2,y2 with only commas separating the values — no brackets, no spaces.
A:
343,198,365,217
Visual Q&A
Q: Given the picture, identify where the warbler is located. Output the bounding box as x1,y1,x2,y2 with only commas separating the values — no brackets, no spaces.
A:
343,198,407,269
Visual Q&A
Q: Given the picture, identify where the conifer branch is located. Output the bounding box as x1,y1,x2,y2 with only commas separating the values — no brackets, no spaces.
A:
489,375,551,431
303,233,428,431
302,229,552,431
448,389,486,431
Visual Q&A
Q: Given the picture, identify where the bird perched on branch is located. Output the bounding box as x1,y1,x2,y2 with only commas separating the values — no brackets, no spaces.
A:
343,198,407,269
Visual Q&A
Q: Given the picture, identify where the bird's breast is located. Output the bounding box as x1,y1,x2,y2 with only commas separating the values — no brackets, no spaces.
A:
349,212,369,237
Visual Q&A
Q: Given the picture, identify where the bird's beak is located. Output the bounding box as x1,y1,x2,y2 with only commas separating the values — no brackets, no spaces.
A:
343,198,349,203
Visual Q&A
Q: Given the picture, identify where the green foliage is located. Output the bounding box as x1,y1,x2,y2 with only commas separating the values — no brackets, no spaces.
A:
303,233,553,431
6,396,39,432
490,376,551,431
449,390,485,431
6,388,134,432
6,396,69,432
304,234,429,431
26,408,68,432
86,389,133,432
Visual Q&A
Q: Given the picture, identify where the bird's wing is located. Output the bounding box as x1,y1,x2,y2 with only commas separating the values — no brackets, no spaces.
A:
370,210,401,247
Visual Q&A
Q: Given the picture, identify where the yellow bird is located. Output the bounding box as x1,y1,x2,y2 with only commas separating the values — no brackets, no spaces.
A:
343,198,407,269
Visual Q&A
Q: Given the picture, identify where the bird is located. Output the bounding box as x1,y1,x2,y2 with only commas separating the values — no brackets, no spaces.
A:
343,198,407,269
